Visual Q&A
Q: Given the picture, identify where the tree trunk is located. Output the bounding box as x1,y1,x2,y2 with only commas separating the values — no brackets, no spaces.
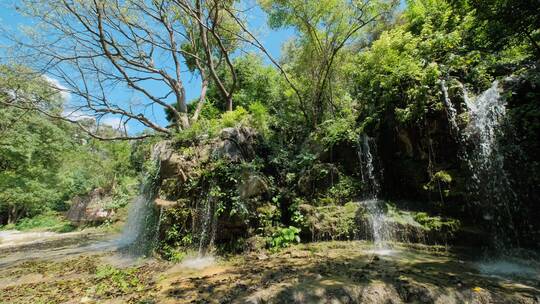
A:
226,95,233,112
192,78,209,122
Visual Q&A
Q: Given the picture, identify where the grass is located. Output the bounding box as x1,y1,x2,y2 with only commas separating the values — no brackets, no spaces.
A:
0,212,76,233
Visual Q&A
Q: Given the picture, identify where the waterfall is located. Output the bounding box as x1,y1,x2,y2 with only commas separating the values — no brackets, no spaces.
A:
441,80,517,246
117,145,162,256
357,134,392,249
461,81,517,247
196,195,217,257
441,80,459,134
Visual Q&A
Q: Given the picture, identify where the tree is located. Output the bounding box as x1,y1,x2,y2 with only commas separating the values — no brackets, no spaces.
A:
259,0,397,128
0,66,68,223
0,64,140,224
455,0,540,58
6,0,244,139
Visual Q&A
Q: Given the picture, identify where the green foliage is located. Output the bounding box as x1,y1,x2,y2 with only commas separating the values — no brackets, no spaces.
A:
95,265,143,295
268,226,301,251
300,202,361,241
423,170,453,197
203,54,282,112
261,0,395,127
175,106,271,144
1,212,75,232
326,176,361,204
460,0,540,58
160,245,187,263
0,68,69,222
315,116,359,147
386,203,460,233
0,65,138,226
413,211,460,233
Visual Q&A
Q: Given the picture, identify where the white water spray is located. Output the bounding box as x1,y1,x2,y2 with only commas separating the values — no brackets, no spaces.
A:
441,80,459,134
357,134,392,249
462,81,517,237
118,144,163,255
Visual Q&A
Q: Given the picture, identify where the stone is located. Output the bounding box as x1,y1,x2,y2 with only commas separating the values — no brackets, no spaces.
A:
152,141,191,181
154,198,177,208
239,173,269,199
216,126,257,161
66,188,114,225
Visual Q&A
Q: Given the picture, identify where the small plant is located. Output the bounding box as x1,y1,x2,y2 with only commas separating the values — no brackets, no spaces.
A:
268,226,301,251
160,245,187,263
95,265,142,295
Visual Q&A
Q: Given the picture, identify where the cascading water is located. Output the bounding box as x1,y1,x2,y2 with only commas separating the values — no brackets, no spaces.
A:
461,81,517,246
118,145,163,256
196,195,218,257
439,80,518,247
440,80,459,134
357,134,392,249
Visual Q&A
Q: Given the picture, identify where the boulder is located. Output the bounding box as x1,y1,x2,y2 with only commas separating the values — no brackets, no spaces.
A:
153,127,258,182
239,173,269,199
66,188,114,225
215,126,257,161
154,198,177,209
152,141,197,181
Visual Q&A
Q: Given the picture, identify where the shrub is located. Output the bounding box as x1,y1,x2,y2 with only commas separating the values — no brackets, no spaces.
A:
267,226,301,251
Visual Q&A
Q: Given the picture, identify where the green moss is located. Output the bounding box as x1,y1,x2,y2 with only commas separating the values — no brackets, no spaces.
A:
386,203,460,234
95,265,143,294
300,202,361,241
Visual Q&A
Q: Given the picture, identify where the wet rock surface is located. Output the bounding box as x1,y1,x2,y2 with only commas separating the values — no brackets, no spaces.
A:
1,240,539,303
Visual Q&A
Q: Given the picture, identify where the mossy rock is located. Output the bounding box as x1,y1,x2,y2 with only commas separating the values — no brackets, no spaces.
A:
299,202,363,241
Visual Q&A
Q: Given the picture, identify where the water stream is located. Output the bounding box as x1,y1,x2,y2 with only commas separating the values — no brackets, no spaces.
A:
440,80,459,134
118,145,163,256
462,81,518,247
357,134,393,250
196,195,217,257
439,80,539,277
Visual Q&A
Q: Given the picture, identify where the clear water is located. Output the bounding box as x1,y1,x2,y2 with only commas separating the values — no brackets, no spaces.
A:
462,81,518,246
357,134,393,248
440,80,459,134
117,144,163,255
476,259,540,280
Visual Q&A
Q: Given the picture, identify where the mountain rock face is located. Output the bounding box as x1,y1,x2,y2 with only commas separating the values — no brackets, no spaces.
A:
152,126,269,252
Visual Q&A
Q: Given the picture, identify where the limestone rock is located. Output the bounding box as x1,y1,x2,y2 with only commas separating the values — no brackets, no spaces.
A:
215,126,257,161
66,188,114,225
154,198,177,208
239,173,269,199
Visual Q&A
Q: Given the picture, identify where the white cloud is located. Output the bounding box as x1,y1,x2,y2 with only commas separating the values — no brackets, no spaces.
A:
62,109,94,121
101,116,129,131
43,75,71,101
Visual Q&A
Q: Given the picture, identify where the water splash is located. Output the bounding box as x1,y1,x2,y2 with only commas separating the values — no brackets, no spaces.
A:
357,134,392,249
462,81,517,246
440,80,459,134
196,195,217,257
358,134,381,197
181,256,216,269
118,145,163,255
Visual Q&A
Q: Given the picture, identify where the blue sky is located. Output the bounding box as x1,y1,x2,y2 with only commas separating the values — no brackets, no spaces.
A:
0,1,294,135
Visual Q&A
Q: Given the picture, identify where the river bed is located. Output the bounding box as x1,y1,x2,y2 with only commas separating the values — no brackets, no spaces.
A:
0,232,539,303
